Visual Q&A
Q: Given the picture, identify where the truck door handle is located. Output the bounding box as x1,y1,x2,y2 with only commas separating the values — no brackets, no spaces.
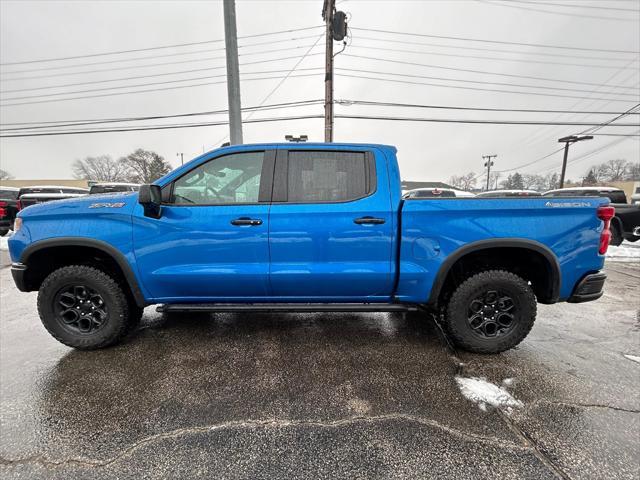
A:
354,216,386,225
231,217,263,226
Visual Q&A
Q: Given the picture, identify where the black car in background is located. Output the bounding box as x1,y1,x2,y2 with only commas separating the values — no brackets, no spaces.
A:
543,187,640,245
89,182,140,194
0,186,20,236
17,185,89,210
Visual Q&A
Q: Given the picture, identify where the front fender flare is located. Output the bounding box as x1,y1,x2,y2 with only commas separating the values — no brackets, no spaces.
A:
20,237,147,307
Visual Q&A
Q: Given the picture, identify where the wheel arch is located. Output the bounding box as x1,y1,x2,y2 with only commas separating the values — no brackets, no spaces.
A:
427,238,561,307
20,237,146,307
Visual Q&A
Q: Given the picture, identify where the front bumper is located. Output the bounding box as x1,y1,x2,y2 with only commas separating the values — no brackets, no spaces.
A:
10,263,28,292
567,271,606,303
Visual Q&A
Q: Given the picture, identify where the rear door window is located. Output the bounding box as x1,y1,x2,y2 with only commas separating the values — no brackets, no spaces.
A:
284,151,373,203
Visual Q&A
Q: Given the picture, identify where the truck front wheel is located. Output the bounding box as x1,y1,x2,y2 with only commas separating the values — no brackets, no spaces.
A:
444,270,536,354
37,265,131,349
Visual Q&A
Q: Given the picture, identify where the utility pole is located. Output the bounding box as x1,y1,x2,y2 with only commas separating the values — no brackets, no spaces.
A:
177,152,184,166
558,135,593,188
223,0,243,145
483,154,497,191
322,0,335,142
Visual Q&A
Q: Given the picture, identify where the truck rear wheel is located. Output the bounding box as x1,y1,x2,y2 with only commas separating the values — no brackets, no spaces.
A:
610,223,623,246
444,270,536,354
37,265,131,349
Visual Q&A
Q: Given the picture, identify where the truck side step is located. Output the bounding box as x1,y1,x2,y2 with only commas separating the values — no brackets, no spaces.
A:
157,303,418,313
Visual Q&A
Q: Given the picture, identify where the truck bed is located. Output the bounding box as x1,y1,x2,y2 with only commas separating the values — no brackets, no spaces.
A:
396,196,608,303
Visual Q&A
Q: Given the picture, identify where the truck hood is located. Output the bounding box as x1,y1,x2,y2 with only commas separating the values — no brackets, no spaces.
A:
18,191,138,217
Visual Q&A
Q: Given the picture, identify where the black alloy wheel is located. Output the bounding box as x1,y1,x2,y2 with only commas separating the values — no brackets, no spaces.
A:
467,290,516,339
54,284,109,334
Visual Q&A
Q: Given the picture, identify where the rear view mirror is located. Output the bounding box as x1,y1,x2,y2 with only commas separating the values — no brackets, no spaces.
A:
138,184,162,218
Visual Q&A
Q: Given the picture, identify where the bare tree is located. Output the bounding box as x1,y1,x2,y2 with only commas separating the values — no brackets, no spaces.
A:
625,161,640,181
449,172,477,191
122,149,172,184
522,174,545,190
544,172,560,191
599,159,628,182
72,155,130,182
0,168,13,180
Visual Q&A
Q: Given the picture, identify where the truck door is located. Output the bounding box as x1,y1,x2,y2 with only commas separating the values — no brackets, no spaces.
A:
268,147,395,301
132,149,274,301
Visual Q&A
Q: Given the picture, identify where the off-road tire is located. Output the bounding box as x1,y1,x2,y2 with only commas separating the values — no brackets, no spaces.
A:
37,265,130,349
610,223,623,246
444,270,536,354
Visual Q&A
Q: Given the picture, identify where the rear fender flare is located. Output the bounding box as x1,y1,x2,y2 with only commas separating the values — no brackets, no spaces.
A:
427,238,561,306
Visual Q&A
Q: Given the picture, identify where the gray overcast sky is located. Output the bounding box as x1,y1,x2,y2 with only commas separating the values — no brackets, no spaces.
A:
1,0,639,184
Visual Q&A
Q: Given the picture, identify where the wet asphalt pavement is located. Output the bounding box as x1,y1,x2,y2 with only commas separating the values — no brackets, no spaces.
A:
0,255,638,479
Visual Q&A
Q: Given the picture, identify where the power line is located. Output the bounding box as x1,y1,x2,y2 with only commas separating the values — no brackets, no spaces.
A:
504,0,640,13
2,114,639,138
348,43,637,70
5,65,635,104
0,99,324,131
480,0,637,21
0,34,323,75
352,34,637,62
337,99,640,115
578,103,640,135
333,115,639,127
0,49,324,83
509,59,639,150
0,72,324,107
589,133,640,137
0,65,324,95
4,99,635,130
335,72,636,103
341,54,640,90
0,26,323,66
336,67,638,97
495,147,566,173
533,134,637,175
351,27,640,54
0,114,326,138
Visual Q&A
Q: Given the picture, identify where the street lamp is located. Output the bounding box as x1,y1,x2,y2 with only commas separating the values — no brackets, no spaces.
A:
557,135,593,188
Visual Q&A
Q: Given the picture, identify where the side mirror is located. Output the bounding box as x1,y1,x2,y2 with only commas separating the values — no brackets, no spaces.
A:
138,184,162,218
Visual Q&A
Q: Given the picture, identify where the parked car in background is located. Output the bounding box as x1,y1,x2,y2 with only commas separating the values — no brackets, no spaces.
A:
89,183,140,194
402,187,476,199
476,190,541,198
0,186,20,236
631,185,640,206
543,186,639,245
17,186,89,211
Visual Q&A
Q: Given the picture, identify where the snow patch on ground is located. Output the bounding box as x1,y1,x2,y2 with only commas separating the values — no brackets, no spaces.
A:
455,376,523,413
606,241,640,263
624,354,640,364
0,234,11,251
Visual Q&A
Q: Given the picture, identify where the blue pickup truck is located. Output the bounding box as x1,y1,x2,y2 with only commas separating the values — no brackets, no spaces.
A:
8,143,613,353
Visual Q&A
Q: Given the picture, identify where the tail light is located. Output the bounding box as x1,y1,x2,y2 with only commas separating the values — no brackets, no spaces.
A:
597,206,615,255
0,201,6,219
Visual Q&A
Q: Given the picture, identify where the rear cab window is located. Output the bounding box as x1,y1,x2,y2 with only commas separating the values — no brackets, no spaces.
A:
0,189,19,200
276,150,375,203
